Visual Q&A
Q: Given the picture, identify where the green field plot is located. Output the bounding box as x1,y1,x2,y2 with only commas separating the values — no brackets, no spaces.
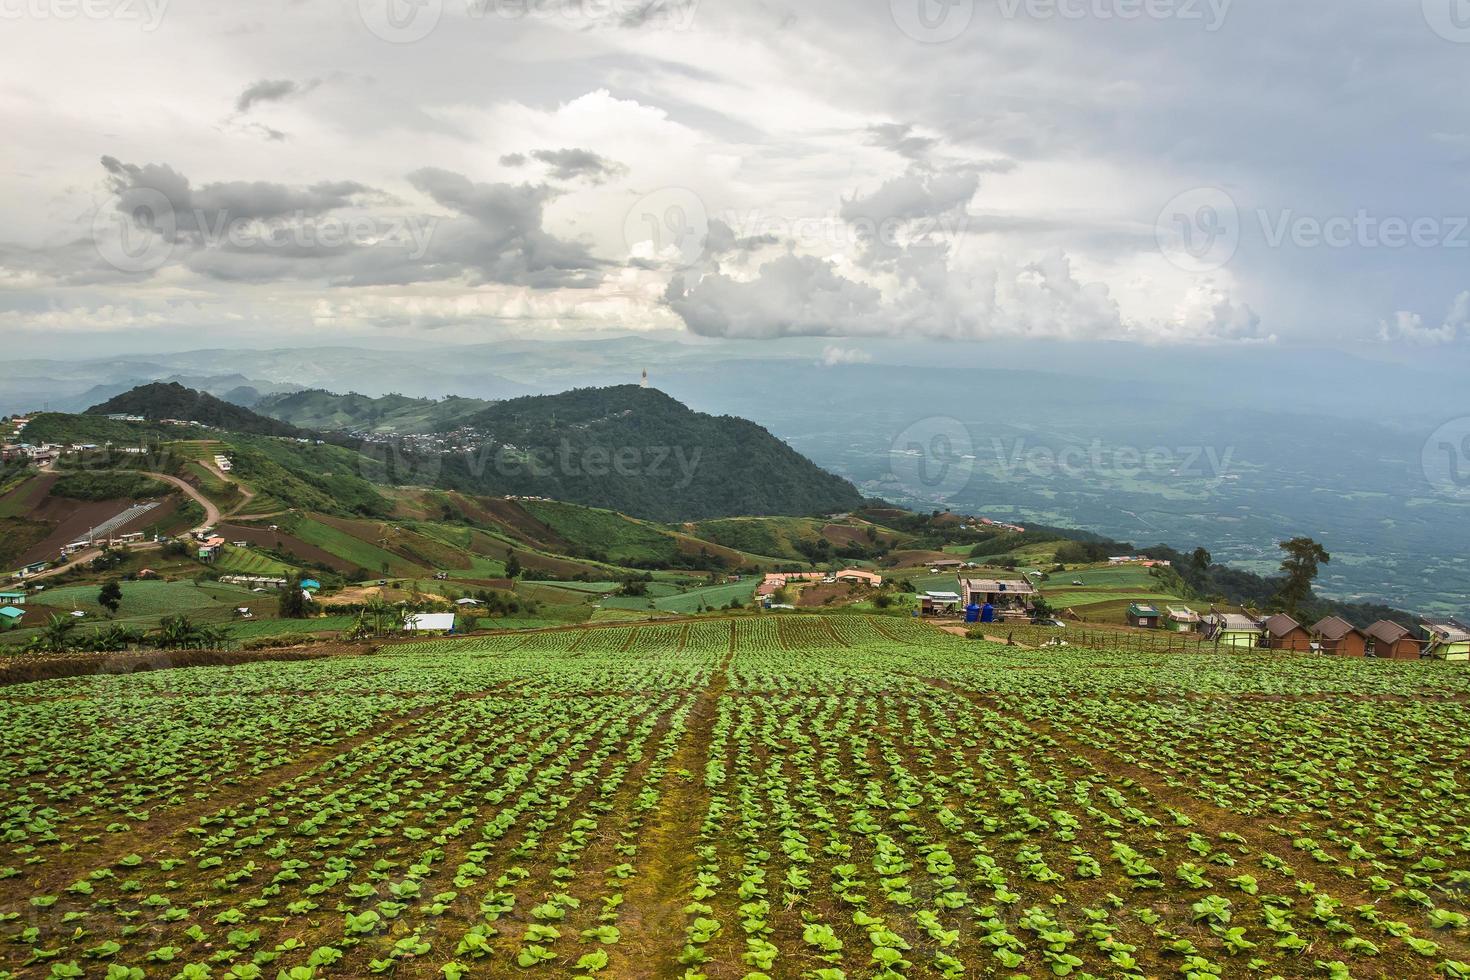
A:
228,614,359,639
285,516,422,576
3,617,1470,979
37,579,257,617
212,544,298,577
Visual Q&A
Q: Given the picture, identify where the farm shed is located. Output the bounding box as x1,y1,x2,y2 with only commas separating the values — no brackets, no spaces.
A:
1365,620,1422,661
1421,619,1470,661
0,607,24,629
1204,612,1264,649
0,592,24,606
959,578,1036,616
1126,603,1161,629
1165,605,1200,632
920,591,962,616
833,569,883,586
405,612,456,633
1263,614,1312,652
1311,616,1367,657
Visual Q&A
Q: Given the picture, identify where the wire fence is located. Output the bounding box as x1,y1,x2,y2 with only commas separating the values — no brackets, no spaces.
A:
983,623,1221,654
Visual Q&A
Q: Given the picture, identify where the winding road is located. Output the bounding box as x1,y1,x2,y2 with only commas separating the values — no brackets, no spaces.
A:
21,471,221,583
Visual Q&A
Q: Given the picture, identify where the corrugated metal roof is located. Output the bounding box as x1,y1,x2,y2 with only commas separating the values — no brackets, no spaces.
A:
1423,619,1470,642
959,578,1037,595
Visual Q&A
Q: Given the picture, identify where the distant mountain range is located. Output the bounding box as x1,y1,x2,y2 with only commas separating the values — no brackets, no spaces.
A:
87,382,305,438
80,382,864,522
426,385,866,521
253,389,494,434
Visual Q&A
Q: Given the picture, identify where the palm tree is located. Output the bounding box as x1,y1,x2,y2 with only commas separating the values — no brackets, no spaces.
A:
27,614,79,654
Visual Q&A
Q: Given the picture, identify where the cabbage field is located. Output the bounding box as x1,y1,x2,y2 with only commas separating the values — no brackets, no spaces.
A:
2,615,1469,978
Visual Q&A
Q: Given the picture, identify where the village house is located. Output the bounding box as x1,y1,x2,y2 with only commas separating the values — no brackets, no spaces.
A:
1263,614,1312,651
757,568,882,598
1203,612,1264,648
920,591,962,616
0,607,24,629
0,591,24,606
1311,616,1367,657
958,578,1037,618
1421,619,1470,661
1364,620,1422,661
1126,603,1162,629
1165,605,1201,633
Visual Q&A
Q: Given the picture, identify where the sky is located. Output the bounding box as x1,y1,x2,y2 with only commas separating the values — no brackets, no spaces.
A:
3,0,1470,358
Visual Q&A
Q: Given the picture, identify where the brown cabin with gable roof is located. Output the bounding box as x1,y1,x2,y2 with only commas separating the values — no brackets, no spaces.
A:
1311,616,1367,657
1263,613,1312,651
1365,620,1422,661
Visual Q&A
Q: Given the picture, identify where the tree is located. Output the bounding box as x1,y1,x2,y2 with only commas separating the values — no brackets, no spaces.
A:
1191,547,1212,571
278,577,309,619
98,580,123,614
27,615,79,654
505,551,522,580
1275,537,1330,614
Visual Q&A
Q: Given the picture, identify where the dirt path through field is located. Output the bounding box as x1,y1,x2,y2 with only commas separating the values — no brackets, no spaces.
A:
614,632,734,975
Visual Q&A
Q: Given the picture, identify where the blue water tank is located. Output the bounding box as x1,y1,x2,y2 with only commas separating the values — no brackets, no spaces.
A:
964,603,981,623
981,603,996,623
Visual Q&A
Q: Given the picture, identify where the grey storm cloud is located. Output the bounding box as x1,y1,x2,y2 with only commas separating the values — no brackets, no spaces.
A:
234,78,320,114
503,148,628,184
703,218,777,257
866,123,939,162
86,156,600,289
100,155,372,231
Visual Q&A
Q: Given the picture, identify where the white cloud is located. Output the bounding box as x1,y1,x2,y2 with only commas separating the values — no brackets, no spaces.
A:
2,1,1468,349
819,345,872,365
1379,291,1470,345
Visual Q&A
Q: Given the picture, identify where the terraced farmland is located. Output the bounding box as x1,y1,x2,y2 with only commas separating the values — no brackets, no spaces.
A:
2,618,1469,978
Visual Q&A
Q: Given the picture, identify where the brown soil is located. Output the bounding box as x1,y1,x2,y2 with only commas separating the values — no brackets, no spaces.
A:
217,522,359,573
615,642,734,974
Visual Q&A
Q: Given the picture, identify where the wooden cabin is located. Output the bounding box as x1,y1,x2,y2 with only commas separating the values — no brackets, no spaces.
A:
1364,621,1422,661
1263,614,1312,651
1126,603,1161,629
1311,616,1367,657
